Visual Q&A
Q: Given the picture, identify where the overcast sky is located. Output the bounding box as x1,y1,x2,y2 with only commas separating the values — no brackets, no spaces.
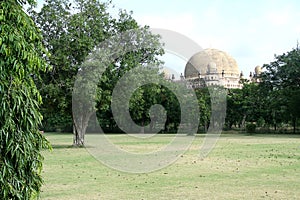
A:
36,0,300,77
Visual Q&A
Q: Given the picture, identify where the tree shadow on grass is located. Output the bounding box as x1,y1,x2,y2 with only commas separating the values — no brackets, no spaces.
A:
51,144,91,149
51,144,75,149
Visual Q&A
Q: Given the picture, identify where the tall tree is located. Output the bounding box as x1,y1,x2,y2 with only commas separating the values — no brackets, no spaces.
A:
32,0,164,145
226,88,244,129
73,11,163,145
30,0,111,133
0,0,51,198
261,45,300,133
195,88,210,132
94,26,164,133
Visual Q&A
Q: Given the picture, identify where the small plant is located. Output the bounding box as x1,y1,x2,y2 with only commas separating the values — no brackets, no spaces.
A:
246,124,256,134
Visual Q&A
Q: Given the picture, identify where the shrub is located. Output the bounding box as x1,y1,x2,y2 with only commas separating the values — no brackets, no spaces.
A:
246,124,256,133
0,1,51,198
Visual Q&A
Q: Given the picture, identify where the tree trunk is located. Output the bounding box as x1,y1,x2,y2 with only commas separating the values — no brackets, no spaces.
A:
293,117,296,134
164,118,169,133
73,112,93,146
241,114,246,130
149,117,156,133
140,121,145,134
73,124,85,146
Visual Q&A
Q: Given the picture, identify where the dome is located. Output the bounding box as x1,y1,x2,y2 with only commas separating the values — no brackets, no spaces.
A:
161,67,178,80
184,48,239,78
207,62,217,73
255,65,262,75
161,68,171,79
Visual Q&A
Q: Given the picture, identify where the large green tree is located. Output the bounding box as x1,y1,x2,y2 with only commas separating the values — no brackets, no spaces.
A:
32,0,164,145
195,88,210,132
30,0,111,133
127,82,181,134
225,88,243,129
0,0,51,198
261,46,300,133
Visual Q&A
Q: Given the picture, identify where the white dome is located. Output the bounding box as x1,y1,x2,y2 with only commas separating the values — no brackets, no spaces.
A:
207,62,217,73
185,48,239,78
255,65,262,75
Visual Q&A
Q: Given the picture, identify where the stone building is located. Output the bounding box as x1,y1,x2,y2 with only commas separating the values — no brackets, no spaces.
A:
163,48,261,88
182,48,242,89
250,65,262,83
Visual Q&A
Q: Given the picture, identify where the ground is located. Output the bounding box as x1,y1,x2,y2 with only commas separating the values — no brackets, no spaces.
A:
40,133,300,199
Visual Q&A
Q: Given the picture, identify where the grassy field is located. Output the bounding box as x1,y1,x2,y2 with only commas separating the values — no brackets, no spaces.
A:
40,133,300,199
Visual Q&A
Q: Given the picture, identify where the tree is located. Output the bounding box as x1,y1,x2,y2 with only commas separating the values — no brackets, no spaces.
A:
32,0,164,145
261,46,300,133
159,84,181,133
241,83,263,124
96,31,164,131
129,84,166,133
226,88,244,129
288,90,300,133
261,88,288,131
195,88,210,132
30,0,111,133
0,0,51,198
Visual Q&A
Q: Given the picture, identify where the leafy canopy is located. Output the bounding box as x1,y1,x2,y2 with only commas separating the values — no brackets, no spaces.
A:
0,0,51,199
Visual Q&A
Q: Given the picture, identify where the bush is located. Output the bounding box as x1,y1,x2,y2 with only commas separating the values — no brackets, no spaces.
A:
0,1,51,198
246,124,256,133
42,113,72,132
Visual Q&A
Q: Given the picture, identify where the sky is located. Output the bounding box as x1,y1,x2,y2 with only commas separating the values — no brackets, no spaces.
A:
110,0,300,77
36,0,300,77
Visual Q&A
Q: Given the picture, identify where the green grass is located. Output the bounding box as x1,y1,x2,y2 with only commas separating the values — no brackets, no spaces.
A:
40,133,300,199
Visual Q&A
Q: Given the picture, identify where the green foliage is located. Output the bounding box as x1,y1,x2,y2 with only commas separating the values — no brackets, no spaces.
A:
95,26,164,133
195,88,211,132
223,45,300,133
261,45,300,132
0,0,51,199
129,83,181,133
288,90,300,119
246,124,256,133
30,0,110,132
42,112,72,132
32,0,164,144
226,88,244,128
226,78,290,132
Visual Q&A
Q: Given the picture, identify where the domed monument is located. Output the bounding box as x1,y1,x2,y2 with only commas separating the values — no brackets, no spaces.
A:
183,48,242,89
249,65,262,83
255,65,262,75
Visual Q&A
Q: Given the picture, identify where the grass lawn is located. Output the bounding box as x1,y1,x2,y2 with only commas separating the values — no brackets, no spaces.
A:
40,133,300,199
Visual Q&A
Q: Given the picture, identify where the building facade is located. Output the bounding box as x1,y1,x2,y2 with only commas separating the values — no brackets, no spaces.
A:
175,48,261,89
